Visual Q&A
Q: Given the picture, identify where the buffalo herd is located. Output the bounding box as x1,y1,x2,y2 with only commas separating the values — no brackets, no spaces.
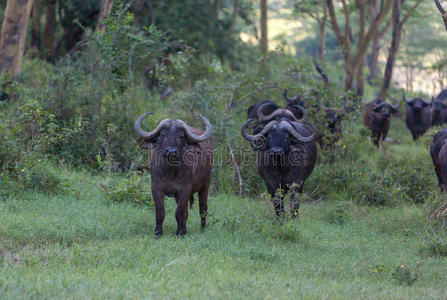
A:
136,88,447,236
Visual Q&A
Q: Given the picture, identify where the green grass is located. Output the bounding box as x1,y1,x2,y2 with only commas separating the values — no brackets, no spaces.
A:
1,167,447,299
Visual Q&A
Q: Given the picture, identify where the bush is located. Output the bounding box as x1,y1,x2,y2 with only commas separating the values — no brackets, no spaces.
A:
105,172,152,206
392,263,423,286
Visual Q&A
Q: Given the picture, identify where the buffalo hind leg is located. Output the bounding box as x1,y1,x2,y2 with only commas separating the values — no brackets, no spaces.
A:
199,186,209,229
152,188,165,237
175,193,190,236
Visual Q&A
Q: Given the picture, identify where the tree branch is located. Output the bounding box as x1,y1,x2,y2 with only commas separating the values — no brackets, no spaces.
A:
352,0,393,69
228,143,243,198
401,0,423,26
435,0,446,14
341,0,351,51
325,0,345,47
434,0,447,30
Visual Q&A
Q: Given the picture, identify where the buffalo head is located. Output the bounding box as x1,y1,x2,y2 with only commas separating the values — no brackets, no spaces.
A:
403,94,433,140
241,118,317,155
371,99,400,121
135,112,212,163
403,94,432,113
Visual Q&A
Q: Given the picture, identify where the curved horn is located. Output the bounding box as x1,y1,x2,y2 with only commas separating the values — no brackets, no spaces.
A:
337,103,346,113
283,88,300,103
241,119,257,141
177,114,212,142
135,112,171,139
402,93,409,103
257,104,298,122
241,119,278,141
389,99,400,110
373,102,386,112
281,120,317,143
288,104,307,120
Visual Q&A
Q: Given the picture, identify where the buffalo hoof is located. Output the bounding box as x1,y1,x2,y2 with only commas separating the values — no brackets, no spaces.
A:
176,228,187,236
154,229,163,237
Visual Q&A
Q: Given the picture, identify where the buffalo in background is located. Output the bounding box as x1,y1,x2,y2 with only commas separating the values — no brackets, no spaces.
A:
432,90,447,126
283,88,346,149
246,92,306,134
135,112,213,236
241,117,317,217
403,94,433,140
431,128,447,191
363,99,400,147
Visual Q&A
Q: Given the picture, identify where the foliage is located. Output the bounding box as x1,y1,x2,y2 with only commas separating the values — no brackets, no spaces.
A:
392,263,423,286
104,172,152,206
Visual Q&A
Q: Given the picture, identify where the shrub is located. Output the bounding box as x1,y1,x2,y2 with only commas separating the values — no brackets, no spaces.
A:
105,172,152,206
392,263,423,286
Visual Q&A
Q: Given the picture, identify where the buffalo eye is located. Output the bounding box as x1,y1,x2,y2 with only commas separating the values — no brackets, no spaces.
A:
177,136,185,145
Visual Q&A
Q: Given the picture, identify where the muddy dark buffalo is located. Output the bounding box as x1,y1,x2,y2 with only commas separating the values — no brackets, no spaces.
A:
363,99,400,147
433,90,447,125
437,89,447,102
285,87,345,149
403,94,433,140
241,118,317,217
315,101,345,149
430,128,447,191
135,112,213,236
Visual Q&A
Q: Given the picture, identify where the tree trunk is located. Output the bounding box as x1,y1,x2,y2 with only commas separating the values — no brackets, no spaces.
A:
368,34,380,83
232,0,238,39
367,0,380,83
434,0,447,31
0,0,34,77
44,0,56,61
379,0,402,100
96,0,114,32
260,0,268,59
379,0,423,99
325,0,393,93
31,0,42,51
318,19,326,58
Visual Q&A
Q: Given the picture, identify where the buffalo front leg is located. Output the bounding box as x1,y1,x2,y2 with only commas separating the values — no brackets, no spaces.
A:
175,192,190,236
270,187,285,217
290,182,303,218
152,188,165,237
199,186,209,229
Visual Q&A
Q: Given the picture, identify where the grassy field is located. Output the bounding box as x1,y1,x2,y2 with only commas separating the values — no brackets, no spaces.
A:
1,163,447,299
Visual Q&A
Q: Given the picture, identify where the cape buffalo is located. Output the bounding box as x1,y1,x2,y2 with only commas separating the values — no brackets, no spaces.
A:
283,88,344,149
135,112,213,236
363,99,400,147
430,128,447,191
314,100,346,149
433,90,447,125
432,96,447,126
241,118,317,217
403,94,433,140
437,89,447,102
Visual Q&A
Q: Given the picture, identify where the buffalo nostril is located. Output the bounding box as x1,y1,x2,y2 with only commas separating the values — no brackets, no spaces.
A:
271,148,284,155
166,147,179,155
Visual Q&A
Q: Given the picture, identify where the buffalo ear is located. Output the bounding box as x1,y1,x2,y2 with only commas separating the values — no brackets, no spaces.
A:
139,138,157,149
186,140,201,152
